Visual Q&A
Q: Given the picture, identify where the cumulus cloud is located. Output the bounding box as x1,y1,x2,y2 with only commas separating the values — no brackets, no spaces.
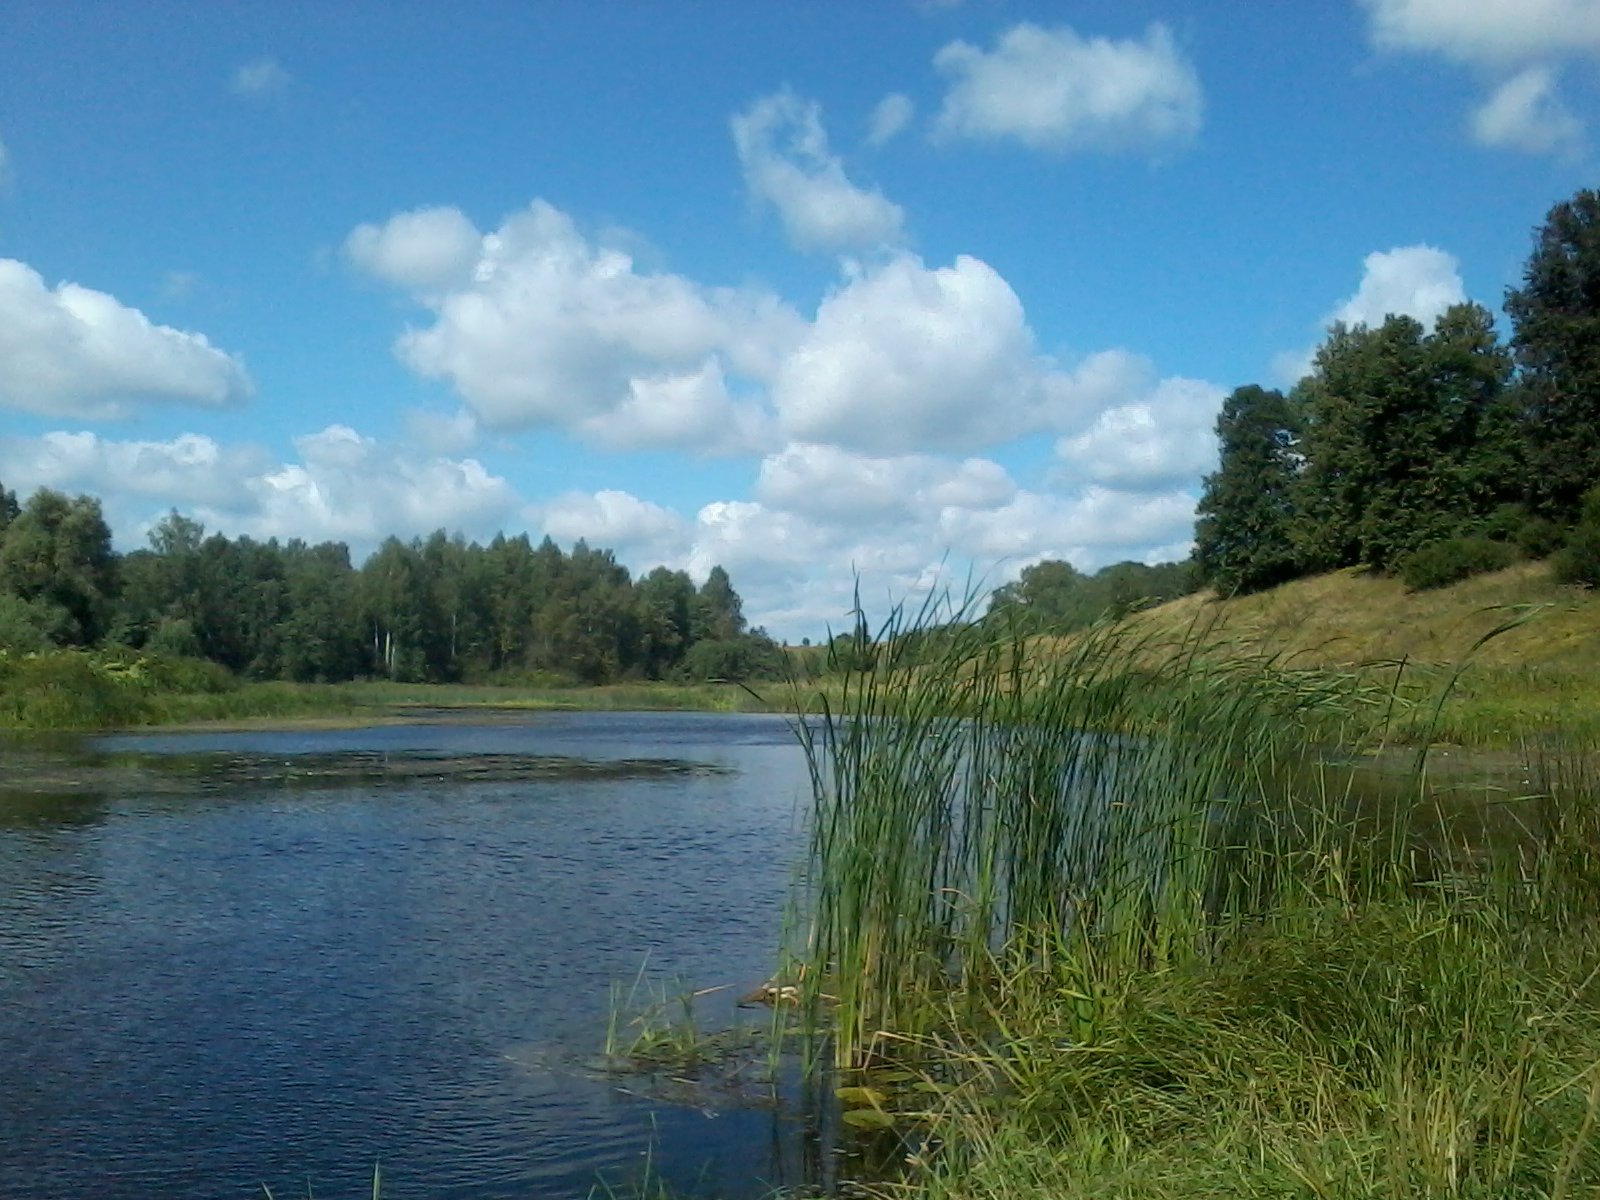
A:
932,22,1203,154
0,431,268,511
1330,245,1466,330
732,91,906,253
773,253,1051,452
344,206,483,292
1055,375,1224,491
1470,65,1586,155
867,93,916,146
1362,0,1600,66
1274,245,1467,383
1361,0,1599,158
535,489,690,564
231,57,293,98
0,258,253,419
756,443,1015,525
350,199,802,451
0,426,520,553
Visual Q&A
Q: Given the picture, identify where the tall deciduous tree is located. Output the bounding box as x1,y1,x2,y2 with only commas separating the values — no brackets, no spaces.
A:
1505,188,1600,520
1194,385,1302,594
0,489,117,646
1291,305,1513,572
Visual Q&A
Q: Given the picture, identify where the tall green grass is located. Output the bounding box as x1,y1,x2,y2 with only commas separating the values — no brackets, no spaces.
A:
781,605,1600,1197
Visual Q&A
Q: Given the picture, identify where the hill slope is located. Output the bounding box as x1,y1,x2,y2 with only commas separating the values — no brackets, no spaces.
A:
1139,562,1599,672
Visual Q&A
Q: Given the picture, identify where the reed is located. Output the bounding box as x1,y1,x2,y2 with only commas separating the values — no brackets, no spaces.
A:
781,602,1600,1196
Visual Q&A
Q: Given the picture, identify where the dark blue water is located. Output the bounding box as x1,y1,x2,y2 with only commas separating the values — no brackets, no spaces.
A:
0,712,826,1199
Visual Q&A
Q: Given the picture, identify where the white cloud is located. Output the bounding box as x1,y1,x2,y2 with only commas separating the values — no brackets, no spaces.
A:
345,206,483,292
1055,375,1224,490
1361,0,1599,159
1274,245,1467,383
732,91,906,253
932,22,1203,154
575,359,778,454
1470,65,1586,155
0,431,268,511
756,443,1015,525
351,199,803,450
535,489,690,564
773,253,1051,452
1332,245,1465,329
938,485,1199,563
230,57,293,98
1361,0,1600,66
0,427,520,553
867,93,916,146
0,258,253,419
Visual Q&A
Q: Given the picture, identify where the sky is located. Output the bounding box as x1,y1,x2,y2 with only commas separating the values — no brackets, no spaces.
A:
1,0,1597,642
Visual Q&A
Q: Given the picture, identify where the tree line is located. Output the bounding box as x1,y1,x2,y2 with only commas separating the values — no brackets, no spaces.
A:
1195,188,1600,595
0,494,784,684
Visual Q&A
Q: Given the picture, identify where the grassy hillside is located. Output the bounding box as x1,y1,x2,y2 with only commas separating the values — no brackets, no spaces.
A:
1133,561,1600,746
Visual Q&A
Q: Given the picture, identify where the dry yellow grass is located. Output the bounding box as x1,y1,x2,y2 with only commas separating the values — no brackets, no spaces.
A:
1120,562,1600,746
1137,561,1598,670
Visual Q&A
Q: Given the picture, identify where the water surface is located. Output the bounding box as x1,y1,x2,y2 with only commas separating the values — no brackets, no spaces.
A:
0,711,822,1199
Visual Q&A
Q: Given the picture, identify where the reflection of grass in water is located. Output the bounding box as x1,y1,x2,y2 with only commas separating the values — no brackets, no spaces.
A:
777,598,1600,1197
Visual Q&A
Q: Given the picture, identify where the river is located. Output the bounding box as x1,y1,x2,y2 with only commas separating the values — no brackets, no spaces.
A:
0,711,831,1199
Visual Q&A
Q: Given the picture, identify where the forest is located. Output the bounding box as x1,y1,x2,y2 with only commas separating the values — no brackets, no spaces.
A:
0,494,784,686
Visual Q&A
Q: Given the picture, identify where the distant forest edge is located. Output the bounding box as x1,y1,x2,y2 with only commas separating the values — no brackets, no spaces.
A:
2,188,1599,694
0,501,785,687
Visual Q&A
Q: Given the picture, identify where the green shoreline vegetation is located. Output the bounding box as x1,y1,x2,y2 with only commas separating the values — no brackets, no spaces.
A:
771,607,1600,1200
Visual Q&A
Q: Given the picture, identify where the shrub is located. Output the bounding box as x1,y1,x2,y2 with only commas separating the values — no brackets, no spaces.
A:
1399,536,1516,591
1517,515,1566,559
1553,484,1600,587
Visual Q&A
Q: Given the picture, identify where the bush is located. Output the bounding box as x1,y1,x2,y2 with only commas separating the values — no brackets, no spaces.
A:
1399,536,1516,591
1517,515,1566,560
1554,485,1600,586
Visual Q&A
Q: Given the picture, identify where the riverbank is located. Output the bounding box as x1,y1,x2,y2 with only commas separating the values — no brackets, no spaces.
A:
0,648,789,732
780,611,1600,1199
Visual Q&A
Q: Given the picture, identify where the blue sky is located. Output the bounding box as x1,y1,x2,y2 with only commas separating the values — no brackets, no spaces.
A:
1,1,1597,641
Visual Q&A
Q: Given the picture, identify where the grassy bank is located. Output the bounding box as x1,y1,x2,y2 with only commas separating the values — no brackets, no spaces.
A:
782,611,1600,1198
1135,561,1600,747
0,649,787,732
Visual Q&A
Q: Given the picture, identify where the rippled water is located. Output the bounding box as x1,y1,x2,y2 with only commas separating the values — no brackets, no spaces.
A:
0,712,826,1199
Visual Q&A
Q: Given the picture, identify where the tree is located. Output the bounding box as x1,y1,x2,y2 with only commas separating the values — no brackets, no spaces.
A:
1290,307,1513,573
693,565,746,643
0,489,117,646
1505,188,1600,521
1194,385,1303,594
0,478,18,536
987,560,1088,628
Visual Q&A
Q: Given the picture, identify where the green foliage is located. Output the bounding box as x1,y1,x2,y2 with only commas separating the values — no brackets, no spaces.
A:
1554,486,1600,587
1194,384,1303,594
784,598,1600,1198
1506,188,1600,521
0,488,117,645
988,558,1194,630
1292,305,1515,573
0,594,57,654
679,633,786,682
0,471,764,707
1400,535,1517,591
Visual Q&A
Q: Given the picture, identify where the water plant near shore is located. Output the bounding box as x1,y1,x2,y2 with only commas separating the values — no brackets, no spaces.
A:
782,604,1600,1196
